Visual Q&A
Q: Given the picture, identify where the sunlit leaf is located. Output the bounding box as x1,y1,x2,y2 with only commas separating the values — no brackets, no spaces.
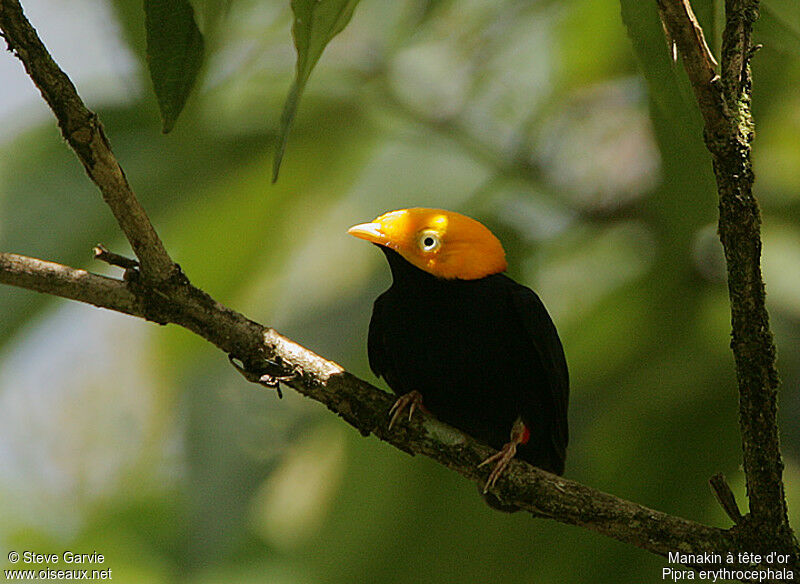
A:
272,0,361,181
144,0,205,133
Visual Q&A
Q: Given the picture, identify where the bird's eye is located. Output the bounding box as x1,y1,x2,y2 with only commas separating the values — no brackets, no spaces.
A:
418,231,441,253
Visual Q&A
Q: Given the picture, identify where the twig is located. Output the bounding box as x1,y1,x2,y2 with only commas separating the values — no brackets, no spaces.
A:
0,250,738,564
0,252,141,313
656,0,728,137
0,0,175,283
709,473,744,524
93,244,140,271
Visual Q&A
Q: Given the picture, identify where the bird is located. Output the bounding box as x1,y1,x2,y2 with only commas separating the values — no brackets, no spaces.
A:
348,208,569,511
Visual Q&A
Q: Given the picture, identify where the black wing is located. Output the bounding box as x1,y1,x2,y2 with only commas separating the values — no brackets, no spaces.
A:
509,283,569,468
367,291,390,380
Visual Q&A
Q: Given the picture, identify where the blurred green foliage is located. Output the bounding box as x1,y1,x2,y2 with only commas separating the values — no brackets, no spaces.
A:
1,0,799,582
273,0,362,179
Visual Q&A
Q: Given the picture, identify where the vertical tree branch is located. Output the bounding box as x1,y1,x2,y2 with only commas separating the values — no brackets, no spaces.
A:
713,0,788,533
0,0,176,283
658,0,792,548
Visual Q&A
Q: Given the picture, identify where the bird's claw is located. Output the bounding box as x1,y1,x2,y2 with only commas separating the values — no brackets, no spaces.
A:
478,417,528,494
478,442,518,493
388,390,424,430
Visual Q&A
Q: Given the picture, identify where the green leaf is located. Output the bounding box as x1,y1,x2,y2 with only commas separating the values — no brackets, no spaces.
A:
272,0,361,182
144,0,205,133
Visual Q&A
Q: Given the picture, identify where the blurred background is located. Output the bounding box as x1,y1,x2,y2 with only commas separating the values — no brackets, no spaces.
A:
1,0,799,582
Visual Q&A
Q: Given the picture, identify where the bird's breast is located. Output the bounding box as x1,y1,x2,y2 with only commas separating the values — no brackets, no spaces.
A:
378,277,532,444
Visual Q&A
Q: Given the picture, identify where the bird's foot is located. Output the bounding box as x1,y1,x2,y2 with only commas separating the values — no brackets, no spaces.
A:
478,418,529,493
388,390,425,430
478,443,518,493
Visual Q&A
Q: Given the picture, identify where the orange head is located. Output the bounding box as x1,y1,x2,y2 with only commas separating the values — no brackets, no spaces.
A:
347,208,507,280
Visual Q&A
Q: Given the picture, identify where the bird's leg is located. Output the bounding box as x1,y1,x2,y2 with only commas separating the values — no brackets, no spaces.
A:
478,417,530,493
388,390,425,430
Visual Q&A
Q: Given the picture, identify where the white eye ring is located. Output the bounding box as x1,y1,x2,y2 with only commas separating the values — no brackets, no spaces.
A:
418,230,441,253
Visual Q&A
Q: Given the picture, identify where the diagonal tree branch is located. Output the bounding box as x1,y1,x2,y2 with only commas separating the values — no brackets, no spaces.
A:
0,250,738,564
656,0,728,136
658,0,794,553
0,0,175,283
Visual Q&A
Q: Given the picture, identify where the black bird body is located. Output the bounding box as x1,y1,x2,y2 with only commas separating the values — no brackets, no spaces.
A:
369,247,569,478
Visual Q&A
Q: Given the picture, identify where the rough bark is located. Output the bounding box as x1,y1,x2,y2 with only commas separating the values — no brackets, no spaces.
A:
0,250,737,562
658,0,795,562
0,0,175,282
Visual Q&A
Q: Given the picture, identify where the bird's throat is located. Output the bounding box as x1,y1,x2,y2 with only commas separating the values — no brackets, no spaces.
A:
378,245,441,288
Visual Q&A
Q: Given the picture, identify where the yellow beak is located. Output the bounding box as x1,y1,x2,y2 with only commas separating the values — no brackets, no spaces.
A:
347,222,386,244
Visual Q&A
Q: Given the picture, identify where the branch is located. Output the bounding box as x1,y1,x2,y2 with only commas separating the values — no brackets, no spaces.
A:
710,473,744,525
94,244,140,271
0,0,175,283
0,250,737,563
715,1,787,534
658,0,794,551
656,0,728,137
0,253,140,312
